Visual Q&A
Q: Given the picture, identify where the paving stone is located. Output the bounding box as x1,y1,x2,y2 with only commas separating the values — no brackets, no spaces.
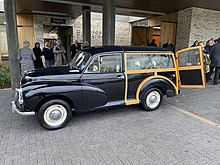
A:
1,86,220,165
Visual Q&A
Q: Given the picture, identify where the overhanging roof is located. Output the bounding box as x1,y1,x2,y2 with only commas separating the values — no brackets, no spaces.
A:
16,0,220,18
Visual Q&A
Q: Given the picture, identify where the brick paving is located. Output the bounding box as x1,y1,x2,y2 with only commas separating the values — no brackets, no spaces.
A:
0,85,220,165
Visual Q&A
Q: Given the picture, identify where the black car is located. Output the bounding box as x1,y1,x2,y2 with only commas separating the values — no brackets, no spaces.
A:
12,46,206,130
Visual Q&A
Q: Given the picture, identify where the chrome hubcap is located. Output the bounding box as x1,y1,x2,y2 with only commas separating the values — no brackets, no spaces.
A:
149,95,157,103
146,91,161,109
49,110,62,120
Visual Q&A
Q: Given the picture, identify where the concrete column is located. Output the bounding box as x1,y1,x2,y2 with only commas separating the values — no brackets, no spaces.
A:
4,0,20,88
102,0,115,45
176,8,193,51
82,6,91,45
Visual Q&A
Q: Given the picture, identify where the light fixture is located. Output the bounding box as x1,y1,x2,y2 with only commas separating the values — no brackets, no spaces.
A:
153,27,161,29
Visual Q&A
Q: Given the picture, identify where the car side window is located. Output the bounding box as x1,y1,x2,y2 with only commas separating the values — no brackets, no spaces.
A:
126,53,174,70
87,54,122,73
87,57,99,72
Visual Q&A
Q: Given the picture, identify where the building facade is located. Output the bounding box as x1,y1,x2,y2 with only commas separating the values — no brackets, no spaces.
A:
2,3,220,65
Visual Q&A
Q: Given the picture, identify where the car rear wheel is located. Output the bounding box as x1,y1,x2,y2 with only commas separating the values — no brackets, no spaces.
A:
37,99,72,130
142,88,163,111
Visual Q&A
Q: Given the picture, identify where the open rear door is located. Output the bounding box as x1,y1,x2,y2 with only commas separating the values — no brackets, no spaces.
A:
176,46,206,88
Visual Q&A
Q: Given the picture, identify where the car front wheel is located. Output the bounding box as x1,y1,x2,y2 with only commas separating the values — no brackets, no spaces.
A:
142,88,163,111
37,99,72,130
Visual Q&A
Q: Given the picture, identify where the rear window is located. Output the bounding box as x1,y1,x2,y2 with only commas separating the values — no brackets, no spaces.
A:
177,49,200,67
126,53,174,70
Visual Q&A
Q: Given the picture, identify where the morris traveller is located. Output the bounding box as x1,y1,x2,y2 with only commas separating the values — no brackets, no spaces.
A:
12,46,206,130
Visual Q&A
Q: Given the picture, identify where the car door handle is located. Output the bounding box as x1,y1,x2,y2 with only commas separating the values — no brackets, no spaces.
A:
117,75,125,79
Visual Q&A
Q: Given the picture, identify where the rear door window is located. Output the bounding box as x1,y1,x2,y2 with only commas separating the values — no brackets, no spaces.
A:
126,53,174,70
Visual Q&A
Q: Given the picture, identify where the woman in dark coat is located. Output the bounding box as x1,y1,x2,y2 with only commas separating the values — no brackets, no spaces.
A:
33,42,44,69
204,40,213,55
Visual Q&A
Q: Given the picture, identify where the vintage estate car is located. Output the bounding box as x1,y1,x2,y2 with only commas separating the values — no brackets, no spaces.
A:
12,46,206,130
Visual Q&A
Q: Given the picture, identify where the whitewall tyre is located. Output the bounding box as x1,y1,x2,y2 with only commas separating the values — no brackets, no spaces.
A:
142,88,163,111
37,99,72,130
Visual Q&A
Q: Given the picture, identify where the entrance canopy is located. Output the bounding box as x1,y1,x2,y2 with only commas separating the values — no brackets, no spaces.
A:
17,0,220,18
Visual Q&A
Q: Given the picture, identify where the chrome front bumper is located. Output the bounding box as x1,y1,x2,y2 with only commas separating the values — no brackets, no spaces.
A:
11,101,35,116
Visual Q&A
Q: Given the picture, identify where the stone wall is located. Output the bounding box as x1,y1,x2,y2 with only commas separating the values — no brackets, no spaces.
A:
176,8,193,50
33,15,75,47
0,14,7,56
176,7,220,50
0,25,8,55
72,14,131,46
190,7,220,45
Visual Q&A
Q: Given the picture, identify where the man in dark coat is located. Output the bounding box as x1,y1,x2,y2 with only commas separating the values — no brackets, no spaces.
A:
210,38,220,85
148,39,157,47
71,40,81,59
162,39,175,53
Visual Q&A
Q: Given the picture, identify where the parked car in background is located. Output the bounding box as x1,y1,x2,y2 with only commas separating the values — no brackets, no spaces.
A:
12,46,206,130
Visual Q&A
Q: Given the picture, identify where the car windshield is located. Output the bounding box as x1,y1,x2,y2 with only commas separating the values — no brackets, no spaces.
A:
69,51,91,70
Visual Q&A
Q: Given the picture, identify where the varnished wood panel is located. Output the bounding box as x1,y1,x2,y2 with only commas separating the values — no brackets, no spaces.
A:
17,14,33,26
131,26,153,46
17,27,35,48
17,14,35,48
160,22,177,47
149,13,178,27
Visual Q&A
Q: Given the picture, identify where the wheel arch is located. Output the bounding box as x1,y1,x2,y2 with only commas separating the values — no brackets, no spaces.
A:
137,77,177,101
35,95,75,112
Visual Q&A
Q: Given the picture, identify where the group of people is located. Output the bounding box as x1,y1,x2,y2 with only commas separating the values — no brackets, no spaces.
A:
19,37,220,85
18,39,90,76
148,38,220,85
148,39,175,52
191,38,220,85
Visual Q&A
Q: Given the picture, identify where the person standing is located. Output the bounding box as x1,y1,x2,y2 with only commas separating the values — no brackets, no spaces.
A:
204,40,213,55
82,41,90,49
191,40,199,47
42,42,54,68
71,40,81,59
162,39,175,52
210,38,220,85
148,39,157,47
199,41,211,81
53,40,67,66
33,42,44,69
18,40,36,76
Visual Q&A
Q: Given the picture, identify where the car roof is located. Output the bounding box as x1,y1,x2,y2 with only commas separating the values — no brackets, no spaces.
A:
82,45,172,56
